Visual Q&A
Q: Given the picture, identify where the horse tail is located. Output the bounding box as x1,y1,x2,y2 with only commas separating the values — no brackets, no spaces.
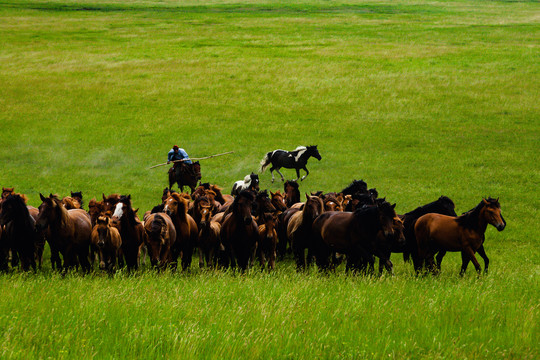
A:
259,151,272,173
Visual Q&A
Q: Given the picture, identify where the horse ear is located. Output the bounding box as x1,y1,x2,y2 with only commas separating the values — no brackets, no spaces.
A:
103,193,107,201
40,193,46,202
496,197,499,202
128,194,131,200
483,198,489,205
391,203,396,209
305,193,310,200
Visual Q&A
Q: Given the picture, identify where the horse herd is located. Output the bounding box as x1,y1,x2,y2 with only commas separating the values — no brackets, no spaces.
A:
0,176,506,276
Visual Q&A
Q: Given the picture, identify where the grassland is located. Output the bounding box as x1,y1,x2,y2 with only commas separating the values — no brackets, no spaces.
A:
0,0,539,358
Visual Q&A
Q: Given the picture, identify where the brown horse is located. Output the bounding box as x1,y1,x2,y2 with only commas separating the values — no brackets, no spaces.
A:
258,213,278,270
287,194,324,271
220,190,259,271
270,190,287,213
88,198,105,226
195,196,221,268
62,196,81,210
111,195,145,271
142,212,177,269
284,180,300,208
91,216,122,273
415,197,506,275
36,193,92,272
163,192,198,270
312,201,398,273
102,193,121,214
254,190,277,226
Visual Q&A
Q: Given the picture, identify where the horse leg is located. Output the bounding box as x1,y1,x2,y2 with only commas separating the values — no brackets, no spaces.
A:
300,166,309,181
460,247,482,275
435,250,447,271
275,168,285,182
198,246,204,268
269,167,276,183
294,168,301,182
477,245,489,274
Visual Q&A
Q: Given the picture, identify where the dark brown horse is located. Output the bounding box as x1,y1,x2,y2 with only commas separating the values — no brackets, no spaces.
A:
36,193,92,272
287,194,324,271
253,190,277,226
283,180,300,208
312,201,398,273
220,190,259,271
0,194,39,271
415,197,506,275
111,195,145,271
142,212,177,269
194,196,221,268
258,213,278,270
169,161,202,194
91,215,122,273
163,192,198,270
102,193,121,214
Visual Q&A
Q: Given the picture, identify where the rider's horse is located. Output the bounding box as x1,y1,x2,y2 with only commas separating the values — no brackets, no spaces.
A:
260,145,322,182
415,197,506,275
169,161,201,194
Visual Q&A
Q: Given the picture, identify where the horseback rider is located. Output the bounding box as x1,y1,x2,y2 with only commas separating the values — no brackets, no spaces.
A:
168,145,195,178
168,145,192,165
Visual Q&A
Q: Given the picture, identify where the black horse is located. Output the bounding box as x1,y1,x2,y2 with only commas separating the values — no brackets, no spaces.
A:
0,194,38,271
168,161,201,194
260,145,322,182
401,196,457,267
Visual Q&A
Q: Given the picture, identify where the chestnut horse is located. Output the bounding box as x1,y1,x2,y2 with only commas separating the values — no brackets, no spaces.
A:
220,190,258,271
0,194,38,271
312,201,399,273
287,194,324,271
195,196,221,268
415,197,506,275
111,195,145,271
142,212,177,269
91,215,122,273
164,193,198,270
36,193,92,272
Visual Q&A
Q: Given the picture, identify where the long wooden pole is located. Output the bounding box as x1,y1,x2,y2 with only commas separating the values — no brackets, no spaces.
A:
148,151,234,169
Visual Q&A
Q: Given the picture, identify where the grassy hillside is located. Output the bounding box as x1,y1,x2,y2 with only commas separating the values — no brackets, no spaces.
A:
0,1,538,358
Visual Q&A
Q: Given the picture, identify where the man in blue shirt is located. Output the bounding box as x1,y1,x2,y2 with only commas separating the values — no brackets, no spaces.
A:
167,145,192,165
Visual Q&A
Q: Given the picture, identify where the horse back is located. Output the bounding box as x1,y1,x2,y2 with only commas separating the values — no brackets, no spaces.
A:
415,213,464,251
316,212,354,251
68,209,92,245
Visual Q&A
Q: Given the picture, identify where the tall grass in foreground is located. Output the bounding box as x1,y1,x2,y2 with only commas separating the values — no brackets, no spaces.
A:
0,267,537,359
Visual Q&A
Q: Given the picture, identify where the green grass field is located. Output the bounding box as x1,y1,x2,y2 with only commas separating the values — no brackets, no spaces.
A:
0,0,539,358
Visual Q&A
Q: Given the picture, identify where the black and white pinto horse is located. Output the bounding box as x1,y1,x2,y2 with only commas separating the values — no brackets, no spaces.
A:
259,145,322,182
231,173,260,196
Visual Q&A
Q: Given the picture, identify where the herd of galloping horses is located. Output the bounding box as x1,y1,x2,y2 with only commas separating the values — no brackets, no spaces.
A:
0,177,506,276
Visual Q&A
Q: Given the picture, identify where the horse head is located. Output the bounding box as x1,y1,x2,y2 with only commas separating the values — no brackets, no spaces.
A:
145,214,168,267
304,193,324,219
195,196,213,226
0,194,28,226
36,193,62,231
270,190,287,212
164,192,190,218
307,145,322,161
249,173,260,192
482,197,506,231
377,200,398,240
437,196,457,217
96,216,111,249
233,190,255,225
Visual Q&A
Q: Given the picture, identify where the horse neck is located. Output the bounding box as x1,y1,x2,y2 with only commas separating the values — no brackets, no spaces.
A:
51,203,72,234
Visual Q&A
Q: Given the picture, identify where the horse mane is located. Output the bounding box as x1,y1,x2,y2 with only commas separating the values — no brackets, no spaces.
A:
456,198,499,229
341,179,368,195
232,190,255,213
151,214,168,240
118,195,138,226
1,194,31,222
295,146,307,151
169,192,190,214
404,196,456,219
